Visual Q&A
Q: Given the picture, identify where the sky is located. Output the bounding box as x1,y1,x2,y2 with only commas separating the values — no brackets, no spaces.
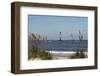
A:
28,15,88,40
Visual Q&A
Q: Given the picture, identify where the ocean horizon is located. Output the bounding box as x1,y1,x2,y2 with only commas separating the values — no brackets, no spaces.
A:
28,40,88,52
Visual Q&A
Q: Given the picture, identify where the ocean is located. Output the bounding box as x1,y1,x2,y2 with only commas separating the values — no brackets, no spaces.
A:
29,40,88,52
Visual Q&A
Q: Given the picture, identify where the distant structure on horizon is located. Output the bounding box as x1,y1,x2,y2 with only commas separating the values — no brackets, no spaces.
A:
59,32,62,41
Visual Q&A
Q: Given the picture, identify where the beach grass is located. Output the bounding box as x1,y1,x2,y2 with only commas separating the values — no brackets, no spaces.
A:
70,51,86,59
28,47,53,60
28,33,53,60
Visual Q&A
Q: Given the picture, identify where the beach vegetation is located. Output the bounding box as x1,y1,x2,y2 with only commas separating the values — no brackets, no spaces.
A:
70,51,86,59
70,30,87,59
28,33,52,60
28,47,52,60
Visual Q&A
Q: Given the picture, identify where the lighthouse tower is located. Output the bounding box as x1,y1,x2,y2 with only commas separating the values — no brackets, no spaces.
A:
59,32,62,41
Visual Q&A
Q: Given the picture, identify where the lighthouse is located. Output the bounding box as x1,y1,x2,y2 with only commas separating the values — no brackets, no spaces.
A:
59,32,62,41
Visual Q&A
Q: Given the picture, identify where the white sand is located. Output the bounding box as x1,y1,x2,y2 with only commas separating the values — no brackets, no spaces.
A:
48,51,87,60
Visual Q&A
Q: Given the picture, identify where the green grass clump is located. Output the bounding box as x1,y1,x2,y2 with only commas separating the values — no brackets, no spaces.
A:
70,51,86,59
28,47,52,60
28,33,52,60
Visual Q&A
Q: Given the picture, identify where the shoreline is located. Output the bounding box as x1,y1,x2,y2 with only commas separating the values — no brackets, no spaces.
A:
47,50,88,59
